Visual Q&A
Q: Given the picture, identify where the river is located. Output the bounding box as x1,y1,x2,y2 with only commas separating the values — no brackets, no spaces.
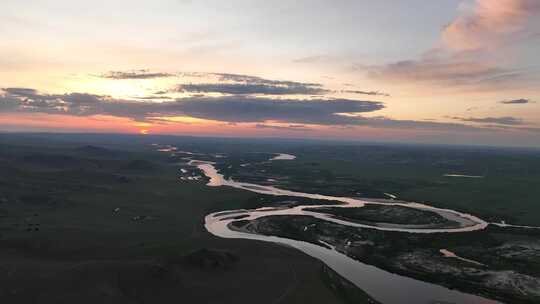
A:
190,159,502,304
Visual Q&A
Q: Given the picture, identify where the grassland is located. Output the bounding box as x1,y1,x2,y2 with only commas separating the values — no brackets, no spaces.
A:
1,133,539,304
230,144,540,226
0,134,346,304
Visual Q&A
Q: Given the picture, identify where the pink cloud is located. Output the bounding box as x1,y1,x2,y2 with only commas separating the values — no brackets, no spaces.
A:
358,0,540,88
362,58,502,84
442,0,540,51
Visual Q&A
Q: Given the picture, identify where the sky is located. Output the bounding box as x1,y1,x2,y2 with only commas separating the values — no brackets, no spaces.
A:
1,0,539,147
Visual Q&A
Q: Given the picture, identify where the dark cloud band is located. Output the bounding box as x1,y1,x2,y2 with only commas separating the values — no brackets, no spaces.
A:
177,83,329,95
99,70,174,80
450,116,524,126
1,87,536,133
1,88,382,125
500,98,533,104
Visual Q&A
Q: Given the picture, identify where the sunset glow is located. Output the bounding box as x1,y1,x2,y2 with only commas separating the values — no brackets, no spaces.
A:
1,0,539,147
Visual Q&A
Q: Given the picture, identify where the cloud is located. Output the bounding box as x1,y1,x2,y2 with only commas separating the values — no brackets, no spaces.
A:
179,72,389,96
1,87,382,124
172,98,494,131
175,72,330,95
177,83,329,95
174,97,384,124
500,98,534,104
341,90,390,97
2,87,536,133
356,0,540,88
3,88,104,104
3,87,41,97
59,93,106,104
479,124,540,133
255,124,313,132
357,58,509,86
450,116,524,125
342,115,487,132
99,69,174,79
1,88,107,114
181,72,322,87
442,0,540,51
133,95,174,101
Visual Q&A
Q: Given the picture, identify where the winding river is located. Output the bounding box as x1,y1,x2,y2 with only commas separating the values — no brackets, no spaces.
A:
184,158,505,304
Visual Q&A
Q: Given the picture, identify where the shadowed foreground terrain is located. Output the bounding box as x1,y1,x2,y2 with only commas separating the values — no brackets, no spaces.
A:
1,133,539,303
0,134,347,304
